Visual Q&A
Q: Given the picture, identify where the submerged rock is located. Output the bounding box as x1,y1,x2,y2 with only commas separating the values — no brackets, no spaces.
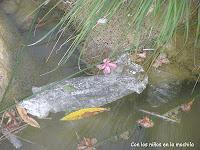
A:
20,53,148,118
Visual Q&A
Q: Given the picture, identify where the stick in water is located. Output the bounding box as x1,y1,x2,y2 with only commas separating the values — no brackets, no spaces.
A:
138,109,180,123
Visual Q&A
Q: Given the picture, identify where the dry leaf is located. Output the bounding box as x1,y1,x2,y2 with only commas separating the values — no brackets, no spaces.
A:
131,52,147,63
152,53,170,68
181,99,195,112
16,105,40,128
4,111,15,124
137,116,154,128
119,131,129,140
77,137,97,150
61,107,110,121
4,111,18,128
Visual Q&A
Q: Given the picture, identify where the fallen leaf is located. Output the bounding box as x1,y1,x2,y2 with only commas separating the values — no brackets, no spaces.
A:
153,53,170,68
131,52,147,63
137,116,154,128
16,105,40,128
137,52,147,59
77,137,97,150
4,111,18,128
4,111,15,125
181,99,195,112
119,131,129,140
61,107,110,121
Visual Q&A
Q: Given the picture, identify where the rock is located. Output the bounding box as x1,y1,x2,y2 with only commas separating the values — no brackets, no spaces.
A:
0,10,36,105
20,53,148,118
54,0,74,12
0,0,20,14
0,9,22,102
70,3,199,106
0,0,38,30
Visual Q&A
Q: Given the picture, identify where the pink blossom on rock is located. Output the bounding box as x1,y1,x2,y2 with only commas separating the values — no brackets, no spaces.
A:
97,58,117,75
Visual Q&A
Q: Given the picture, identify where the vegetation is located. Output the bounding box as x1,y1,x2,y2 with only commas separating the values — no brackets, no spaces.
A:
30,0,200,66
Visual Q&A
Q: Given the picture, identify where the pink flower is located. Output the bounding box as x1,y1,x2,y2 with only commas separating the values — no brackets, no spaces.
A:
137,116,154,128
97,58,117,75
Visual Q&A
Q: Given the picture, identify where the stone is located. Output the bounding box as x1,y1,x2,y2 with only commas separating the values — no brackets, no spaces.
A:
0,10,36,105
0,0,38,30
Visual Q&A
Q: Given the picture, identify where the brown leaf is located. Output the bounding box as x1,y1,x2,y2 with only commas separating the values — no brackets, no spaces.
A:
4,111,15,124
16,105,40,128
4,111,18,128
131,52,147,63
181,99,195,112
119,131,129,140
137,116,154,128
152,53,170,68
77,137,97,150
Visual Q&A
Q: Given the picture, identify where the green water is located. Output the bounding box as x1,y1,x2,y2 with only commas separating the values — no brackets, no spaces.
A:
13,86,198,150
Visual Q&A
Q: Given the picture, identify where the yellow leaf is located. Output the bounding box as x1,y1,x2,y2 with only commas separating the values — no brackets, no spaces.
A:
61,107,110,121
16,105,40,128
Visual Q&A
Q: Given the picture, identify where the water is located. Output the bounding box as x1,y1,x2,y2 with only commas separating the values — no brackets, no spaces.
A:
1,19,200,150
16,85,200,150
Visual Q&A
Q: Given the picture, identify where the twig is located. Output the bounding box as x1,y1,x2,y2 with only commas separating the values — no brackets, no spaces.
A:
0,124,28,142
143,48,154,51
191,73,200,95
138,109,179,123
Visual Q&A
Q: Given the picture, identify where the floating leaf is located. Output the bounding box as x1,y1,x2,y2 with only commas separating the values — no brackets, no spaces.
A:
181,99,195,112
61,107,110,121
119,131,129,140
16,105,40,128
77,137,97,150
137,116,154,128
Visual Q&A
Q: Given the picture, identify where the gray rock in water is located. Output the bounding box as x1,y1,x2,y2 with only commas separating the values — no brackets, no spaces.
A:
20,53,148,118
146,81,181,107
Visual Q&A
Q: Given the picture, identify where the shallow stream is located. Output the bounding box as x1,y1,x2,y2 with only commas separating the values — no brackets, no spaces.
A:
0,19,200,150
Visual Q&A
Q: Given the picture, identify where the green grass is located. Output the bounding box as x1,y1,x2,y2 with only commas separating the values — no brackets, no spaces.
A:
28,0,199,67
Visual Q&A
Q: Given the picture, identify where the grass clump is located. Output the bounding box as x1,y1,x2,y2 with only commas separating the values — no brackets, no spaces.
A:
30,0,200,66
